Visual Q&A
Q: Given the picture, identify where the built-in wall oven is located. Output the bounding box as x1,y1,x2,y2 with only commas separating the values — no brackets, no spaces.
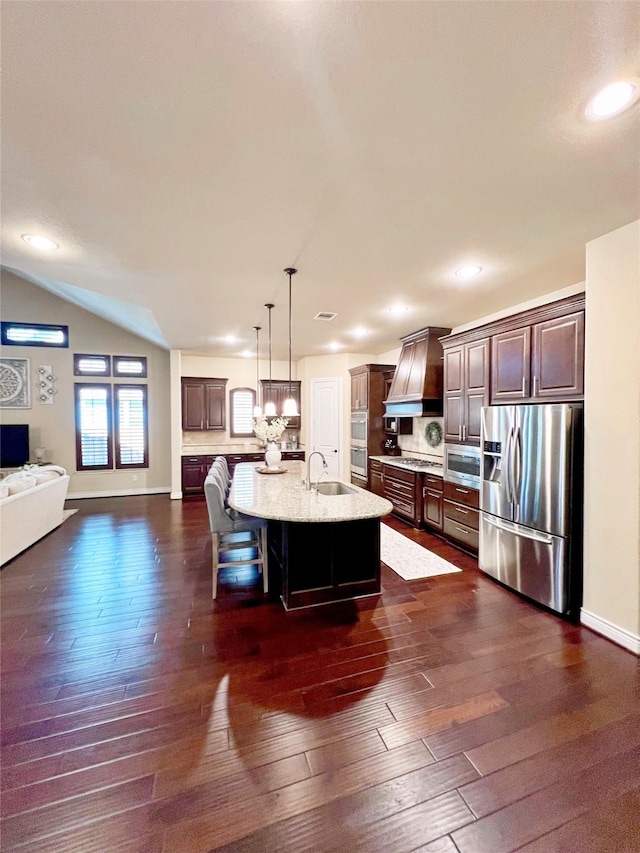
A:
350,445,368,477
444,443,481,488
350,412,368,443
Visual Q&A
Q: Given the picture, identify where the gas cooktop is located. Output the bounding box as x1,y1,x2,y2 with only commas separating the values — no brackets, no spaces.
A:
392,457,442,468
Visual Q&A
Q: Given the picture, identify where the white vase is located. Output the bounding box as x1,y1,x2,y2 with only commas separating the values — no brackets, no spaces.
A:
264,442,282,469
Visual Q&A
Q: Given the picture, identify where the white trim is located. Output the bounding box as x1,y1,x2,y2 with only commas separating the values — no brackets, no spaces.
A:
170,491,183,500
67,486,171,500
580,609,640,655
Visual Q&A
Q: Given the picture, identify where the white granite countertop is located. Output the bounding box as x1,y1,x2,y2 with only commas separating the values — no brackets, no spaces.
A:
369,455,444,475
228,462,392,523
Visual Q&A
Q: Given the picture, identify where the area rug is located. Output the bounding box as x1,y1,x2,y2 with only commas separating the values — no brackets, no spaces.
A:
61,509,78,523
380,523,461,581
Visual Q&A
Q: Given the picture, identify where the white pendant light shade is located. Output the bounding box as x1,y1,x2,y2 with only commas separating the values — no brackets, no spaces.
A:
264,400,277,417
283,267,297,419
253,403,263,417
283,396,298,417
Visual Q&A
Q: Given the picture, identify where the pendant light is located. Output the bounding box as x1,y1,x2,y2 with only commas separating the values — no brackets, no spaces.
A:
263,303,276,417
282,267,299,417
252,325,262,418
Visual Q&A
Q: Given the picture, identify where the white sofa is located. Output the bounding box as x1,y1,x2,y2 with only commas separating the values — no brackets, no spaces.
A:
0,468,70,565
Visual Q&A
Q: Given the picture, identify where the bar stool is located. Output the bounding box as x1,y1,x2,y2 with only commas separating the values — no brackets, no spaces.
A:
204,473,268,599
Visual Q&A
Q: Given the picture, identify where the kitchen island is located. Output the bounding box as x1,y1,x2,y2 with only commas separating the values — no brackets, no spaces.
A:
228,462,392,609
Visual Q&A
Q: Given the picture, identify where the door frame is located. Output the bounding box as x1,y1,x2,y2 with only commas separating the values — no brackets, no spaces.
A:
310,376,344,480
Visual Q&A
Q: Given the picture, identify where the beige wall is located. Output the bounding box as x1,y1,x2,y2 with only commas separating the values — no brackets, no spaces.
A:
0,271,171,497
583,220,640,647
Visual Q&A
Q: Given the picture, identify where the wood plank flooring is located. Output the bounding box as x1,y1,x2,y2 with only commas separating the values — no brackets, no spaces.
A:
1,496,638,852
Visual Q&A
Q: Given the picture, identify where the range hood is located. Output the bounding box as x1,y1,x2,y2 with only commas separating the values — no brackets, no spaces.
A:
384,326,451,417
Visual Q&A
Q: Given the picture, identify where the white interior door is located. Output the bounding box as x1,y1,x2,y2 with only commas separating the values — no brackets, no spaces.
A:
310,377,342,480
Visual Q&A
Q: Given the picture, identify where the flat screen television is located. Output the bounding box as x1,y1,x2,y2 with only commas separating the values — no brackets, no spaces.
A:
0,424,30,468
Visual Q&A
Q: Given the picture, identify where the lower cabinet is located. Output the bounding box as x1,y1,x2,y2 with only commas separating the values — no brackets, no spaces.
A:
351,472,368,489
383,465,421,527
442,481,479,552
422,473,444,531
181,451,305,495
369,459,385,497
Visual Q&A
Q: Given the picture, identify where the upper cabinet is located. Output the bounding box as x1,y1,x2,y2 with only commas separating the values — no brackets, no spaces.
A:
181,378,227,430
491,306,584,404
443,338,490,445
260,380,302,429
441,294,585,443
350,372,369,411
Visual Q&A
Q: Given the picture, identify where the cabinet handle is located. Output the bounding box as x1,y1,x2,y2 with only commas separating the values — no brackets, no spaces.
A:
533,375,538,397
458,425,462,441
455,487,469,494
462,424,467,441
454,526,467,534
455,507,469,514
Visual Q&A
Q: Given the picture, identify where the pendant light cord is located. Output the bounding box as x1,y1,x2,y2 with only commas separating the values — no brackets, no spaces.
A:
254,326,261,410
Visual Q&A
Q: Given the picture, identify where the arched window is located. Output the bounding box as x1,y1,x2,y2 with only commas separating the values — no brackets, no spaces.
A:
229,387,256,437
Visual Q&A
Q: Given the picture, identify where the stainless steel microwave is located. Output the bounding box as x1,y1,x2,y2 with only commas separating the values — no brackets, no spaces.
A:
444,443,481,488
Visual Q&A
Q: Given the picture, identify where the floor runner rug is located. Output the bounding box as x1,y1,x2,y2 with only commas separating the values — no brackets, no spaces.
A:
380,523,462,580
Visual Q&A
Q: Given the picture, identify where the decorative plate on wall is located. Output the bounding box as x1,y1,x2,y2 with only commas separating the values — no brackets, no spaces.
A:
0,358,31,408
425,420,443,448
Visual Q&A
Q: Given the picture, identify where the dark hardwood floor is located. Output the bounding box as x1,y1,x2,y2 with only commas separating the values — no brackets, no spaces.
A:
1,496,638,852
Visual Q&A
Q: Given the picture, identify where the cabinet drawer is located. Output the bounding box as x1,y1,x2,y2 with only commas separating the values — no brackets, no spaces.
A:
284,452,305,460
370,459,384,473
443,500,480,531
182,456,205,465
389,497,415,520
424,474,443,492
443,517,479,551
443,481,479,509
384,477,414,496
383,465,416,485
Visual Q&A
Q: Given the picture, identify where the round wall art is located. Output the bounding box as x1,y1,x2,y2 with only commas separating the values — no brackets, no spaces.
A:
425,420,443,448
0,358,31,408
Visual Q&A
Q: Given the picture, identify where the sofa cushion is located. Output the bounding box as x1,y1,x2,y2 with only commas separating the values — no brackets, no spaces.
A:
0,484,8,499
4,473,37,495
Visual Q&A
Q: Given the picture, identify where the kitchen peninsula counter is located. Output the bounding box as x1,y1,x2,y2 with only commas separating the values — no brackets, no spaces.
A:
229,462,392,609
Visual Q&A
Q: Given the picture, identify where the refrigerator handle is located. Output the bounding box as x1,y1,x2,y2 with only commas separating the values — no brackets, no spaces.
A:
484,514,554,545
505,426,515,505
514,426,523,502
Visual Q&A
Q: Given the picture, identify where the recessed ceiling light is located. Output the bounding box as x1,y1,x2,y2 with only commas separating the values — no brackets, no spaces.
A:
328,341,342,351
387,304,409,314
351,327,368,338
22,234,59,251
585,80,640,121
224,335,237,344
455,265,483,278
241,350,252,358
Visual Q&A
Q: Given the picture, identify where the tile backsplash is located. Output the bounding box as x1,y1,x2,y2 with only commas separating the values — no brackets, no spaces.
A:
397,417,444,458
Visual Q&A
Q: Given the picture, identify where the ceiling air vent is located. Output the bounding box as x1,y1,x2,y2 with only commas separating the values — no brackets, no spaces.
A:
314,311,337,321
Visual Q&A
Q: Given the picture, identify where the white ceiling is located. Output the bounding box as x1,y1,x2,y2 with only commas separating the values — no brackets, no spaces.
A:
2,1,639,360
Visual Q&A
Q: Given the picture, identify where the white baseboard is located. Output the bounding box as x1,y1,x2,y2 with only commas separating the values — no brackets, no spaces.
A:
170,491,183,500
580,609,640,655
67,487,171,500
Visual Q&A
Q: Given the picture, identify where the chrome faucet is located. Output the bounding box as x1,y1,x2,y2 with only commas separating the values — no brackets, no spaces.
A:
305,451,328,491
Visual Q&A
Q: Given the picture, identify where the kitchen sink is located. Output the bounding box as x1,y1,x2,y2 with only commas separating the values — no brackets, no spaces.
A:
315,482,356,496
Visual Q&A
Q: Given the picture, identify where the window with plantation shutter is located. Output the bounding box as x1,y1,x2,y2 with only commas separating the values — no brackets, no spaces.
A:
230,387,256,437
113,356,147,378
74,384,113,470
115,385,148,468
2,321,68,347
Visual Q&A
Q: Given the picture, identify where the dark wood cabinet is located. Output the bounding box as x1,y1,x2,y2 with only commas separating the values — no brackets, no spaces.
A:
382,464,422,527
491,328,531,402
260,381,302,429
422,473,443,531
532,311,584,399
350,372,369,411
349,364,396,488
369,459,385,497
181,450,305,495
442,481,479,552
443,338,490,445
181,378,227,431
490,298,585,405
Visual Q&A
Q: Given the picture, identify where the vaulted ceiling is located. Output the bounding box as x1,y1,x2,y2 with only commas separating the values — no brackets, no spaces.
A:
2,1,639,359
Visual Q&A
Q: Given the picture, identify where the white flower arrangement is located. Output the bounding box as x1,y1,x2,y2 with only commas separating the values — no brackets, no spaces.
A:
253,414,289,444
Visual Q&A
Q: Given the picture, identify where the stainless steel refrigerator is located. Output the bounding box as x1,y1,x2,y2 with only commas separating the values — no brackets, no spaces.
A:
479,403,583,618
